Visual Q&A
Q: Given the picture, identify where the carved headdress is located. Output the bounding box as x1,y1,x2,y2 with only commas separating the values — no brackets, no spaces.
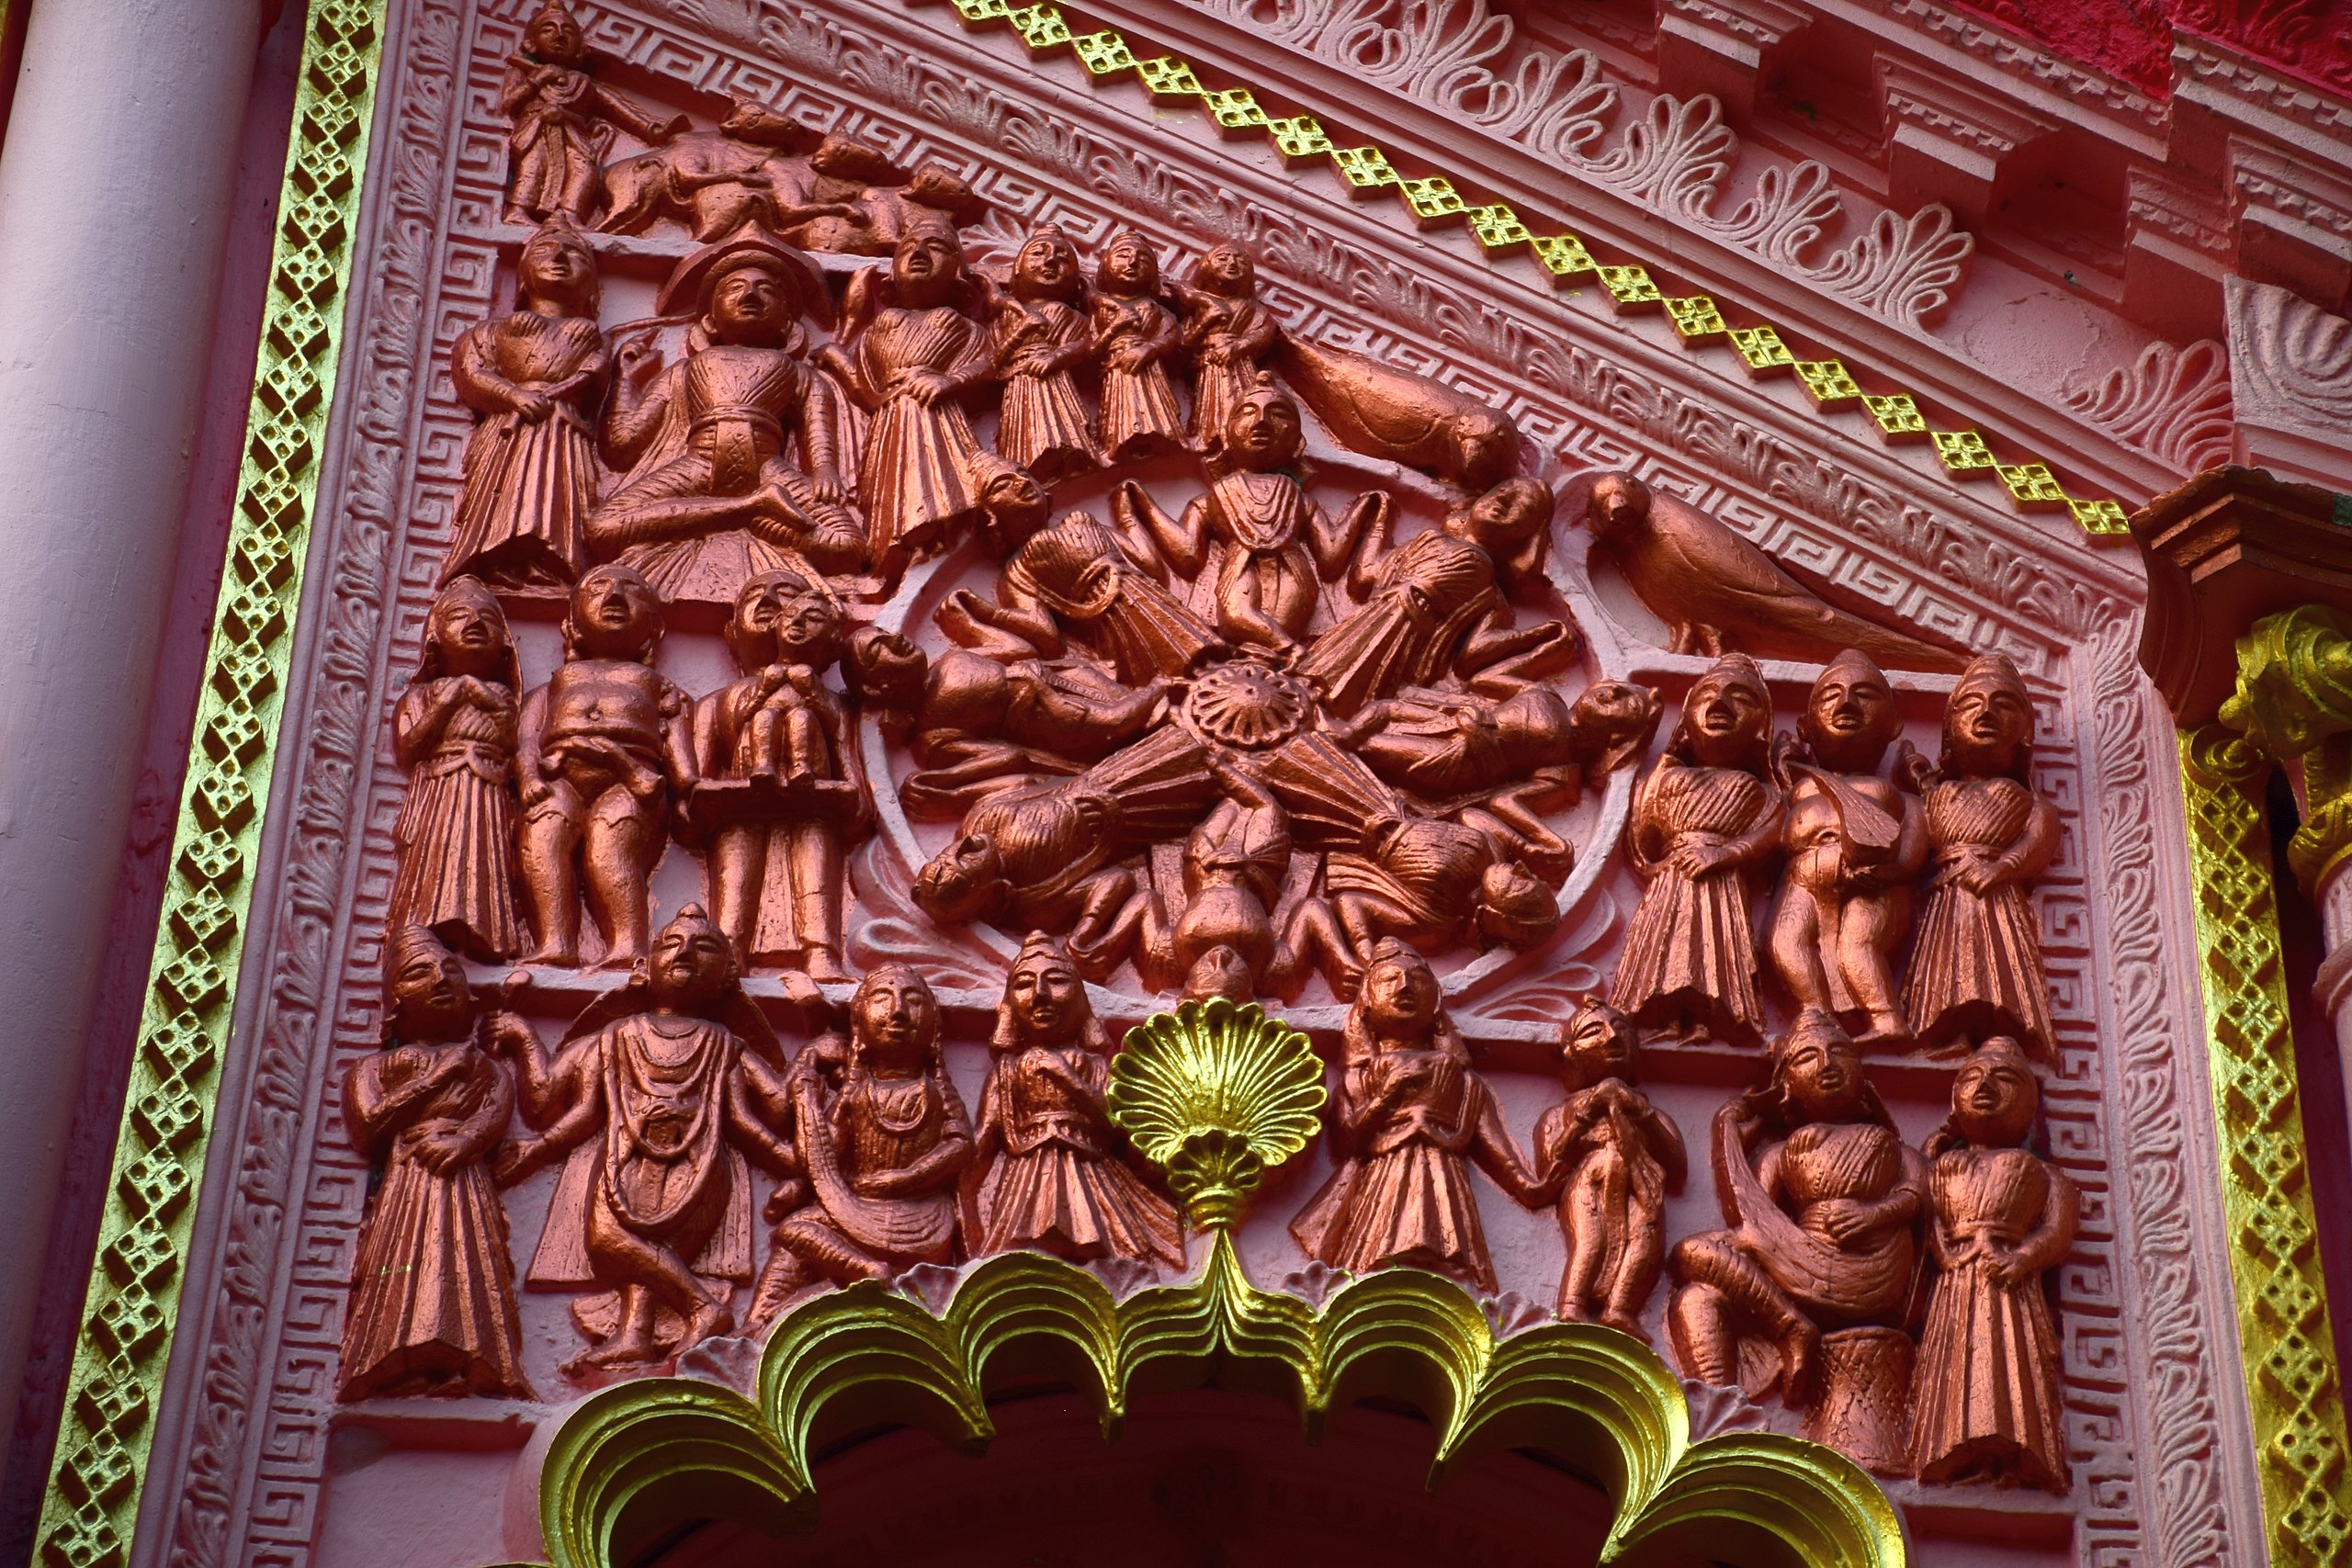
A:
517,217,601,313
990,931,1111,1053
656,228,831,327
413,574,522,690
1942,651,2035,782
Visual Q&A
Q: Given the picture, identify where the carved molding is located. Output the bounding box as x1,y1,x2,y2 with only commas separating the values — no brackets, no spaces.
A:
2062,337,2236,479
2224,275,2352,490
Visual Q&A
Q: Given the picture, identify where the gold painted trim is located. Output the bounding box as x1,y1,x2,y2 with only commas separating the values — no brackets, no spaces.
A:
934,0,2132,536
2178,726,2352,1568
530,1239,1905,1568
36,2,390,1562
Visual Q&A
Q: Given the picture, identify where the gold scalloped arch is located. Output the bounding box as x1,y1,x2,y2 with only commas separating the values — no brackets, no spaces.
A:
522,1235,1903,1568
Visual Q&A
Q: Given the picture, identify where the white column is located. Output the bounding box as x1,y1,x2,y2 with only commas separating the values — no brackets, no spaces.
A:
0,0,261,1441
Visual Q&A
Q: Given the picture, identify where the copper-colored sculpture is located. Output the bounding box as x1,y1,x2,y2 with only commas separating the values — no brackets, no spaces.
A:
1577,472,1966,673
986,223,1103,482
1171,242,1280,450
1668,1011,1926,1472
691,569,870,979
517,564,695,967
494,907,794,1373
966,933,1184,1267
1909,1038,2076,1489
1090,230,1188,462
595,101,851,243
1275,335,1521,491
1611,655,1784,1045
501,0,684,227
593,233,864,605
390,579,526,962
1116,387,1383,656
444,220,607,587
941,506,1223,682
1535,998,1685,1337
1769,651,1926,1046
1297,476,1575,716
1291,942,1543,1291
756,965,973,1314
338,927,531,1401
1905,654,2059,1058
823,232,999,578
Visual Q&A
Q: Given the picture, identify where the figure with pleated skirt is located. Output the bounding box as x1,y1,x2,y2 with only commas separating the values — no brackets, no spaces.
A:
1905,654,2058,1058
987,224,1102,482
390,578,526,961
446,221,606,587
1170,242,1279,452
1091,231,1186,461
1611,654,1783,1047
339,927,531,1401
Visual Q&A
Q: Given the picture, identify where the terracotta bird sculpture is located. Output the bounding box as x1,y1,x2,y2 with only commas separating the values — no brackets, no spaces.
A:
1571,470,1969,673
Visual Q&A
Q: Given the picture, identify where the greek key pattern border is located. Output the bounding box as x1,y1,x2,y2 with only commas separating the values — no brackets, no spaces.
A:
2177,725,2352,1568
32,3,390,1563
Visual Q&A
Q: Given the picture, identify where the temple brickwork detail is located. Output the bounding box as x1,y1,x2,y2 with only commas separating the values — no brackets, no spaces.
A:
45,1,2345,1566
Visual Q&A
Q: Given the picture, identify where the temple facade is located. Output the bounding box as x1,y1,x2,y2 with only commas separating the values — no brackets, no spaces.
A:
3,2,2352,1565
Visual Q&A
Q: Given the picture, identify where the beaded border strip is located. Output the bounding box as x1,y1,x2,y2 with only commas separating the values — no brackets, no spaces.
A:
34,3,389,1563
2178,726,2352,1568
936,0,2132,536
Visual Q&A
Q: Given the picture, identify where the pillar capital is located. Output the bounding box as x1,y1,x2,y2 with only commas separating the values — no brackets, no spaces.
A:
2220,604,2352,892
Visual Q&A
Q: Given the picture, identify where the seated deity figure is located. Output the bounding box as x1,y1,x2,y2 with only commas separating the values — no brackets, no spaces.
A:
1090,230,1187,461
939,506,1225,684
986,223,1103,482
1905,654,2059,1058
1610,654,1783,1047
495,907,797,1374
1668,1010,1926,1472
966,933,1184,1268
1298,477,1577,717
691,569,870,980
444,220,606,587
1291,942,1544,1292
821,232,999,578
338,926,531,1401
753,965,973,1319
1170,242,1279,449
1115,387,1386,658
1329,680,1661,882
1770,650,1927,1046
501,0,684,227
1908,1038,2077,1489
517,565,696,967
846,635,1170,821
1534,998,1685,1338
591,232,864,606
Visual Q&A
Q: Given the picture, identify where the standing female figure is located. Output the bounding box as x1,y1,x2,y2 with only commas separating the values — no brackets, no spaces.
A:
1091,230,1186,460
390,578,526,961
339,927,530,1400
967,933,1184,1268
447,220,607,587
1905,654,2059,1057
988,224,1102,482
1908,1038,2077,1488
1290,941,1542,1292
1170,242,1279,451
1610,654,1784,1046
500,0,682,226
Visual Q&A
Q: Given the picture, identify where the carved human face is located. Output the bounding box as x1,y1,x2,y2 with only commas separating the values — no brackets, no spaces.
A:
1009,955,1083,1044
855,966,938,1070
1014,231,1080,300
1100,233,1158,294
1804,657,1896,767
892,233,964,305
1583,473,1646,542
1570,681,1662,769
526,8,586,64
733,571,839,669
1781,1029,1865,1123
1477,861,1557,946
520,233,594,312
1951,1047,2039,1148
914,833,1007,923
1224,389,1301,468
648,916,734,1010
1361,951,1440,1033
1198,243,1255,296
981,468,1049,544
428,581,508,676
1947,679,2031,775
390,940,472,1042
1564,1001,1635,1084
707,261,790,345
570,566,661,660
1682,669,1767,764
848,627,925,708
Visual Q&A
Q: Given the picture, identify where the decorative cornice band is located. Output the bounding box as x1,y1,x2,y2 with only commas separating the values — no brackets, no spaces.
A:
33,4,388,1563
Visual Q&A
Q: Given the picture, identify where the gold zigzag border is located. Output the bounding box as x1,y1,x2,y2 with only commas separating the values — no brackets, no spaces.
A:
934,0,2132,537
34,2,390,1564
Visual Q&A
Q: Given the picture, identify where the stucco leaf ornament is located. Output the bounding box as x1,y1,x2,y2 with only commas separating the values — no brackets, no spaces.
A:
1108,997,1325,1228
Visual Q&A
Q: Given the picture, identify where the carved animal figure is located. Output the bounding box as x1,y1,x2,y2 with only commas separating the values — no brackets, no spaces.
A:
1275,335,1521,491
